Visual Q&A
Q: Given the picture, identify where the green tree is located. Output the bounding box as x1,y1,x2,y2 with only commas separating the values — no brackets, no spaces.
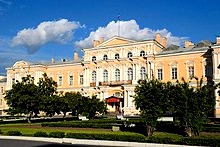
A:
4,75,40,123
38,73,58,117
133,79,172,137
174,78,217,136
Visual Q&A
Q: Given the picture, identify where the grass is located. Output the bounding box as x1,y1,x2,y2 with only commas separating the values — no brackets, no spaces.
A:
0,123,140,137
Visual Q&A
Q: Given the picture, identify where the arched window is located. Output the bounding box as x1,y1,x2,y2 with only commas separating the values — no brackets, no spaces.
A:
127,52,133,58
127,68,133,80
140,67,146,80
115,69,120,81
115,53,120,59
103,70,108,82
140,50,145,57
92,56,96,61
92,71,96,82
103,55,108,60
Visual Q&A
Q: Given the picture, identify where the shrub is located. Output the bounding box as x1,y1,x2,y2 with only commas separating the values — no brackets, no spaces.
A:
0,129,2,134
49,131,65,138
7,131,22,136
34,131,48,137
66,132,146,142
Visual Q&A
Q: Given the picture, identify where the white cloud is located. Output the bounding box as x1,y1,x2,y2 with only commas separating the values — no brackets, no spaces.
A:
75,20,187,49
12,19,81,53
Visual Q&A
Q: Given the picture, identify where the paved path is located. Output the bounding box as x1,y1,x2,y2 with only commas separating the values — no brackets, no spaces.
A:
0,136,198,147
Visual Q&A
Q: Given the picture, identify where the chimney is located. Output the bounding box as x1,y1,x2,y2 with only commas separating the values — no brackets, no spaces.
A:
74,52,78,61
184,40,194,48
161,37,167,47
217,36,220,45
155,33,161,43
51,58,55,63
93,40,100,47
100,37,104,44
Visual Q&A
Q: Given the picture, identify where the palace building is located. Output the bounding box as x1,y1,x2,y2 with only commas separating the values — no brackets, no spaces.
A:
3,34,220,117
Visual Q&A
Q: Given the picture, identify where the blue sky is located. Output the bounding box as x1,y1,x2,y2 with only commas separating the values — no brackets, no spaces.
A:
0,0,219,75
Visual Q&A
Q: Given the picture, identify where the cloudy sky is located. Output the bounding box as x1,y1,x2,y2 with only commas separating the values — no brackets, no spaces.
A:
0,0,219,75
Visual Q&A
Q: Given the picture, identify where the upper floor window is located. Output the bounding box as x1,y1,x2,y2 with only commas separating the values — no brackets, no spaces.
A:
115,69,120,81
127,52,133,58
58,76,62,86
140,67,146,80
92,71,96,83
171,67,178,80
115,53,120,59
69,75,73,85
140,50,145,57
103,70,108,82
157,69,163,80
188,66,194,78
103,55,108,60
79,75,84,85
92,56,96,61
127,68,133,80
1,87,3,94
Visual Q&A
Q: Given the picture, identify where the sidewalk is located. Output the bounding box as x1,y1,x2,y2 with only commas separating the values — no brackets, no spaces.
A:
0,136,199,147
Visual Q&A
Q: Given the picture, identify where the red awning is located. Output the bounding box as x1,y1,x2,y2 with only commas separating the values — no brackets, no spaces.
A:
106,98,120,103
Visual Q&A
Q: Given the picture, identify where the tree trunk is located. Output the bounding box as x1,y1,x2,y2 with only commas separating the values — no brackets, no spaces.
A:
185,124,192,137
146,124,154,137
27,113,32,123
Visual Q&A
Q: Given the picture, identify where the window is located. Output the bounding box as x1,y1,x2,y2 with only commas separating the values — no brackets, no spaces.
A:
115,69,120,81
69,75,73,85
0,99,2,105
1,87,3,93
171,67,177,80
12,78,15,84
79,75,83,85
140,50,145,57
140,67,146,80
188,66,194,78
115,53,120,59
103,70,108,82
92,71,96,83
92,56,96,61
58,76,62,86
127,68,133,80
127,52,133,58
157,69,163,80
103,55,108,60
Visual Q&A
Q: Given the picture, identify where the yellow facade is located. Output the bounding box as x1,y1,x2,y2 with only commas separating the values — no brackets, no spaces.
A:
4,35,220,117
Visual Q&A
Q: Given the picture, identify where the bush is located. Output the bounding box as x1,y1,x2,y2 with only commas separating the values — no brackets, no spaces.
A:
49,131,65,138
7,131,22,136
66,132,146,142
0,129,2,134
34,131,48,137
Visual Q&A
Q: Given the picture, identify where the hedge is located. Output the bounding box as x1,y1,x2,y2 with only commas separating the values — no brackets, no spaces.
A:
7,131,22,136
34,131,48,137
66,132,146,142
49,131,65,138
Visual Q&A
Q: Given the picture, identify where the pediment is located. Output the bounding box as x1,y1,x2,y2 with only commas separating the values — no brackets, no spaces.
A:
97,36,136,47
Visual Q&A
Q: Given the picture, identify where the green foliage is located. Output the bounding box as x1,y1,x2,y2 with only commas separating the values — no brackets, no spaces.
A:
4,75,40,122
7,130,22,136
66,132,146,142
49,131,65,138
34,131,48,137
174,78,216,136
133,79,173,136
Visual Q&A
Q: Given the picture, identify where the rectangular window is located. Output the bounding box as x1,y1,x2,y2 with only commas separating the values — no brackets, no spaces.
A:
69,75,73,85
157,69,163,80
12,78,15,84
79,75,83,85
1,87,3,94
188,66,194,78
0,99,2,105
58,76,62,86
172,67,177,80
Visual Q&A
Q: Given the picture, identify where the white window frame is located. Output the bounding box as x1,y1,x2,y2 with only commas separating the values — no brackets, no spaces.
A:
92,71,96,83
69,75,73,86
103,70,108,82
157,68,163,80
127,68,133,80
140,67,146,80
115,69,120,81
